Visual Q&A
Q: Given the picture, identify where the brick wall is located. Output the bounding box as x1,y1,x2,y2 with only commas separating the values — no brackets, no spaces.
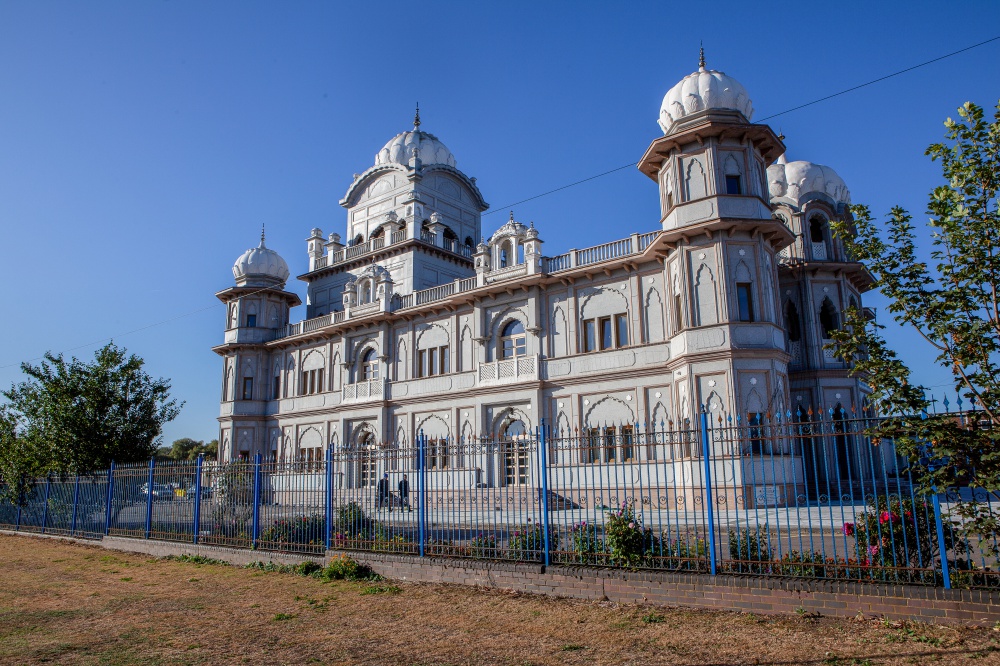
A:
6,530,998,627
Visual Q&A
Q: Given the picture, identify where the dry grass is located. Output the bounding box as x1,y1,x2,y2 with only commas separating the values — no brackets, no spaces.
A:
1,534,999,665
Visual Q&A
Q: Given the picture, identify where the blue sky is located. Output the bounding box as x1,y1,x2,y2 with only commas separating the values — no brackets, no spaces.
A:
1,2,999,444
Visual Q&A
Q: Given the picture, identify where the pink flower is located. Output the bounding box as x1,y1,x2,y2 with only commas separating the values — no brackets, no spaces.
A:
867,545,880,557
879,511,891,524
843,523,855,536
904,510,913,520
628,522,635,529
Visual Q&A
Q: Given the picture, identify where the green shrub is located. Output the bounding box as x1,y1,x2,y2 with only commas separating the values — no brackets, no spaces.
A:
318,554,379,582
728,527,772,573
259,514,326,547
568,521,604,564
605,502,658,567
508,520,559,561
470,532,500,559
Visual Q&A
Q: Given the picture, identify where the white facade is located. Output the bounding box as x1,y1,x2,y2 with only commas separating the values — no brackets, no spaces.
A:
214,60,872,495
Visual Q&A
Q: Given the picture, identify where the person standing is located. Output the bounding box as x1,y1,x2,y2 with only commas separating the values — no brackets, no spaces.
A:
398,474,411,512
377,473,391,511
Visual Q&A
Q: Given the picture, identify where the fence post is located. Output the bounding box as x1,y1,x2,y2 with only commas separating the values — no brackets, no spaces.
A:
41,473,52,534
537,421,551,567
418,430,426,557
700,406,718,576
70,474,81,537
104,462,115,536
251,453,262,550
931,490,951,589
15,477,23,531
325,446,333,551
192,454,204,545
145,458,155,539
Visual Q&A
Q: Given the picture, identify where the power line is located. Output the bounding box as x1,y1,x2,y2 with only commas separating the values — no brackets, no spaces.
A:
484,34,1000,216
4,35,999,369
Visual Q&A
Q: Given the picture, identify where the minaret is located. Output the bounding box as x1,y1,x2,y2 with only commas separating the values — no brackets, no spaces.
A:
637,50,793,423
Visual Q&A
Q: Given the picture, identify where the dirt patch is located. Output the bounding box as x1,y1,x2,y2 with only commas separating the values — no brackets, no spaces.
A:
1,534,999,665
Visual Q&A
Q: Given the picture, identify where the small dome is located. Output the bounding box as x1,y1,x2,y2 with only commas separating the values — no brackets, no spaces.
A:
233,233,290,286
489,213,529,244
375,130,456,168
659,66,753,134
767,157,851,208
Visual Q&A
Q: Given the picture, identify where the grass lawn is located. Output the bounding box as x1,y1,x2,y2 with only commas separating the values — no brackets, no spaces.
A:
1,534,999,665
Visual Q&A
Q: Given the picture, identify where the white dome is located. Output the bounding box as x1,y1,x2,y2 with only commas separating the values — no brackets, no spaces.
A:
767,157,851,208
659,66,754,133
232,234,290,285
375,130,456,168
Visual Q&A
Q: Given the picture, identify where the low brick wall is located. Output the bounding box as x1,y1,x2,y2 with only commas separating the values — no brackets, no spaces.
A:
6,530,999,626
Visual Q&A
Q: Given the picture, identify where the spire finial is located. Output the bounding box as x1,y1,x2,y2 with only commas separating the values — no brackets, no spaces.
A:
778,128,785,141
260,223,266,246
413,102,421,130
699,41,705,69
509,211,515,222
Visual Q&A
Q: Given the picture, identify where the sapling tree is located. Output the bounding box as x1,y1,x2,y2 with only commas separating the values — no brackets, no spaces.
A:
830,101,1000,559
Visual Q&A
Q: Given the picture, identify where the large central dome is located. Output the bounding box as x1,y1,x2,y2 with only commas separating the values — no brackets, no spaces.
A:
375,130,457,168
659,57,753,134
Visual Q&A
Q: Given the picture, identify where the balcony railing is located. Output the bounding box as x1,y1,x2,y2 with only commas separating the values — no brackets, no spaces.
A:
478,354,539,386
277,230,666,340
342,378,386,403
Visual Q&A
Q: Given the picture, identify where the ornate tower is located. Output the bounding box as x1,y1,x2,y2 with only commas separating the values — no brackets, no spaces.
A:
638,52,793,424
213,229,301,461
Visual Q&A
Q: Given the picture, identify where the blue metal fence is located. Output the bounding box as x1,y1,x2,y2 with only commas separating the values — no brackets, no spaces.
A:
1,411,998,588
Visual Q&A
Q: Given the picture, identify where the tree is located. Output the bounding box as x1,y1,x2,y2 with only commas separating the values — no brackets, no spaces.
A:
0,343,182,498
156,438,218,461
830,101,1000,557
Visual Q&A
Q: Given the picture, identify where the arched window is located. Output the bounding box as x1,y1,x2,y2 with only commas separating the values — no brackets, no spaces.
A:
784,300,801,342
500,320,526,359
358,279,374,305
464,236,474,249
501,419,528,486
442,226,457,241
499,247,509,268
819,297,839,338
361,348,379,381
358,432,377,488
809,216,826,243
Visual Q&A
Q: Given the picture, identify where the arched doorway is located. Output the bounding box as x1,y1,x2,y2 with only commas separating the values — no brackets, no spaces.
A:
499,419,529,486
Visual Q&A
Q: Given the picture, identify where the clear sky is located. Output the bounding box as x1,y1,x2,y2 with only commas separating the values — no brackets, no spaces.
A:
1,1,999,445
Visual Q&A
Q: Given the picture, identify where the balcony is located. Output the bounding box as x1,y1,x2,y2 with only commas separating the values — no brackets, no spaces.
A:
811,242,828,261
342,379,386,404
478,354,539,386
222,327,279,345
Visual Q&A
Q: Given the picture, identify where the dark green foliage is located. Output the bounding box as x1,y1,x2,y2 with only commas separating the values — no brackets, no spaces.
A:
0,343,181,501
828,101,1000,560
259,515,326,547
156,438,218,461
507,521,559,561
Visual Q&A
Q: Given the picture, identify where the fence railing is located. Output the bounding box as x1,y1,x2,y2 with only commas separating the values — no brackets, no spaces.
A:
3,411,995,588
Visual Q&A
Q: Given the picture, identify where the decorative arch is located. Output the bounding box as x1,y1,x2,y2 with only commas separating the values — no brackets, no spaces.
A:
459,324,473,371
644,286,665,343
416,323,449,350
819,297,839,338
491,407,533,437
551,305,568,356
302,349,325,371
694,263,718,326
579,287,630,320
583,396,635,428
685,157,707,200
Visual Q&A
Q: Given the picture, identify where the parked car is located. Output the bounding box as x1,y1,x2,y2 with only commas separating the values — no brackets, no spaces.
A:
139,482,174,502
184,484,213,500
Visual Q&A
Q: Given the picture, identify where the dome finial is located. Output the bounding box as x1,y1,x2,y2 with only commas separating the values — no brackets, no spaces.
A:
260,223,266,247
699,41,705,70
778,128,785,141
413,102,421,130
509,211,515,222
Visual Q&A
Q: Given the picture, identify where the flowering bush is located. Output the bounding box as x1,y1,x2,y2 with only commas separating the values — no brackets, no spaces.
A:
470,532,500,559
507,519,559,561
604,502,658,567
656,536,708,571
845,495,953,579
568,521,604,564
334,501,376,539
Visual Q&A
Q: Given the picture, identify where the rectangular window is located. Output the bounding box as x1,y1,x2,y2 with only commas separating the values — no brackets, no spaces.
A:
621,425,634,462
673,294,684,331
428,348,438,376
583,320,596,353
615,313,629,347
242,377,253,401
418,350,426,378
725,175,741,195
273,375,280,400
604,427,616,463
599,317,613,350
736,283,754,322
317,369,324,393
246,314,257,328
441,346,450,373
